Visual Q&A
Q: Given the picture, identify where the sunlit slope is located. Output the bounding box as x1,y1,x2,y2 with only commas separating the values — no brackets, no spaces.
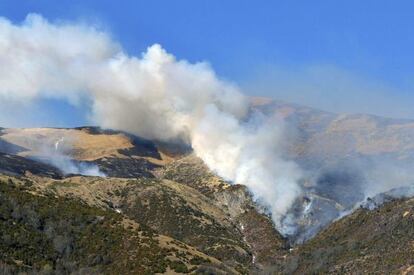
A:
0,127,187,178
252,98,414,163
0,175,239,274
0,127,179,162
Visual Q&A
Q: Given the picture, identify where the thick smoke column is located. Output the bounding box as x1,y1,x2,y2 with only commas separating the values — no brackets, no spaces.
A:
192,109,302,223
0,14,302,231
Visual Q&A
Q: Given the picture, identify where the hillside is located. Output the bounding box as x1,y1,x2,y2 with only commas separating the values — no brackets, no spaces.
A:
277,197,414,274
0,176,236,274
0,100,413,273
252,98,414,164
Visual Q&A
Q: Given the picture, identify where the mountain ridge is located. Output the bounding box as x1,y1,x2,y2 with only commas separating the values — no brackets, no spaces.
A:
0,100,413,273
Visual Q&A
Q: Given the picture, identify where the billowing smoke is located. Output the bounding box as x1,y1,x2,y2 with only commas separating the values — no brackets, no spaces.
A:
0,14,302,232
1,14,413,240
192,110,302,224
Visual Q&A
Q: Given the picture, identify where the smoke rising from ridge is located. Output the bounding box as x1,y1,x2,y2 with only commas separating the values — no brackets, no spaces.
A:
44,137,105,177
0,14,303,232
1,14,413,240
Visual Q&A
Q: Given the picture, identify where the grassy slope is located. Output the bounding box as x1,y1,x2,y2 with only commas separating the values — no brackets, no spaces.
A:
1,171,414,274
1,127,414,274
0,176,237,274
277,198,414,274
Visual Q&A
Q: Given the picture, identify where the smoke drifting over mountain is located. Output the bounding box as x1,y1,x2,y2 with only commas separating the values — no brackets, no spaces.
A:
0,14,302,232
1,14,413,239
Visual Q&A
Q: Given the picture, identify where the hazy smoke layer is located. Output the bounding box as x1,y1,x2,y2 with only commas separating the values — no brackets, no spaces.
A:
0,14,302,231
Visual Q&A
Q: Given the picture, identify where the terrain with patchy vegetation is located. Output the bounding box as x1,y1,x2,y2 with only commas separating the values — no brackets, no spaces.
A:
0,100,413,274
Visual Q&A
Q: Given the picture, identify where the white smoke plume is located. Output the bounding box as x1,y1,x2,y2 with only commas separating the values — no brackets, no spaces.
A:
22,134,105,177
47,137,105,177
0,14,303,232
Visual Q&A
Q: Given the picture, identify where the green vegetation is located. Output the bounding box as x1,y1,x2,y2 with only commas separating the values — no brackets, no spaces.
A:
279,198,414,274
2,151,412,274
162,156,228,196
119,179,251,270
0,178,208,274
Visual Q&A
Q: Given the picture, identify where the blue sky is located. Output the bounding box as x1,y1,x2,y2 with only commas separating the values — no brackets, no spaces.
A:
2,0,414,126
